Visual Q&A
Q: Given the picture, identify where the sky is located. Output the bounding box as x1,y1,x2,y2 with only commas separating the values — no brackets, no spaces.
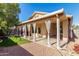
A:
19,3,79,25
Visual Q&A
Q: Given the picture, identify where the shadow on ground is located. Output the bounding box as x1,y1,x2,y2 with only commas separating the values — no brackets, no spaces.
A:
0,36,33,56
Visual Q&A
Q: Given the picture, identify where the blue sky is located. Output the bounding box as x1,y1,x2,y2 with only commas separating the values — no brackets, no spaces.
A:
19,3,79,25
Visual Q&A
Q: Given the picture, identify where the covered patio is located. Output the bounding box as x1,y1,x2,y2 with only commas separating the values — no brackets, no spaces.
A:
14,8,72,50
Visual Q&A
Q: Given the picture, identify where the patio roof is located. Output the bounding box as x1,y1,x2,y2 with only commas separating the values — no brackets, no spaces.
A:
19,8,72,25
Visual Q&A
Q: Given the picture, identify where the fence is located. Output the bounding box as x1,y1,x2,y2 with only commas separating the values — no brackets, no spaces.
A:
74,29,79,39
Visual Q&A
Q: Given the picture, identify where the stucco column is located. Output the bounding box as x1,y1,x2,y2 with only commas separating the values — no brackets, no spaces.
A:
17,28,19,36
18,28,20,36
70,18,73,39
16,28,19,36
23,25,26,38
36,26,39,38
27,24,31,40
45,20,51,47
32,23,36,42
56,15,60,49
19,27,22,36
18,28,19,36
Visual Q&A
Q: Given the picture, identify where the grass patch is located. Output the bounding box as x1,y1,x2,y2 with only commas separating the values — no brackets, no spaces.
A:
0,36,31,47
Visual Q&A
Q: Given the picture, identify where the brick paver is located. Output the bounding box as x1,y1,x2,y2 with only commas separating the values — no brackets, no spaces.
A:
0,42,62,56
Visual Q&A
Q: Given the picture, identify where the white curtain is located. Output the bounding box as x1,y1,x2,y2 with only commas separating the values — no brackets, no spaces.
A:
45,20,51,47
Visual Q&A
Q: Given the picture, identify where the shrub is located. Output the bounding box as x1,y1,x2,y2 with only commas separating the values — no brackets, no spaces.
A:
73,44,79,54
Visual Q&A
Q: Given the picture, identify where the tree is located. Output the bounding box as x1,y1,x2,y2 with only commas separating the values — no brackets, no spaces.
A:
0,3,20,35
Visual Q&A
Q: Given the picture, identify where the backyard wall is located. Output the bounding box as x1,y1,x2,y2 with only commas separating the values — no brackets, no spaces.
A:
74,29,79,39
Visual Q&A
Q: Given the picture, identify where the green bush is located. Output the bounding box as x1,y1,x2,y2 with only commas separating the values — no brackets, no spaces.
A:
0,36,31,47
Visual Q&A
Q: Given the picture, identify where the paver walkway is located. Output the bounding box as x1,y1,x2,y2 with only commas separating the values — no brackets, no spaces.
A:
0,42,62,56
36,38,79,56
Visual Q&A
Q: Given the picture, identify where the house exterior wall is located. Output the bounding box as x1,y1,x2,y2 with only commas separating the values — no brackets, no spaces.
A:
50,23,56,37
30,17,70,41
12,9,73,49
15,18,70,42
36,20,57,38
62,19,69,42
14,10,72,43
39,22,47,38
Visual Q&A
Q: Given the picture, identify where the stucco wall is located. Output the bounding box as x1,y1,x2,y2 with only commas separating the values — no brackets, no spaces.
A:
50,23,56,37
38,22,57,38
62,19,68,41
40,22,47,38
